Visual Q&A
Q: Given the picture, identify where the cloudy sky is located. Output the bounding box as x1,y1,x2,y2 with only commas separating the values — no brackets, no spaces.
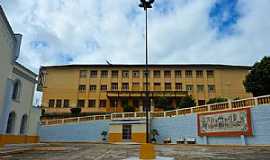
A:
1,0,270,73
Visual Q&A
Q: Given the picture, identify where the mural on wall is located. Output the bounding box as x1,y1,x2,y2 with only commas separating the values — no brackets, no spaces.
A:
197,108,253,136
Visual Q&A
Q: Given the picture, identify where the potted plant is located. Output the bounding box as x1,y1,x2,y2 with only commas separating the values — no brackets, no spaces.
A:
151,129,159,143
101,130,108,141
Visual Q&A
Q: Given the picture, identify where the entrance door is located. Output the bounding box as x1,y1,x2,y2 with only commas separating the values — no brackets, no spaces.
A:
122,124,132,141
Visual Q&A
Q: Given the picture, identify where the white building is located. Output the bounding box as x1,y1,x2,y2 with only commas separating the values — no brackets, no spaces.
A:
0,5,40,145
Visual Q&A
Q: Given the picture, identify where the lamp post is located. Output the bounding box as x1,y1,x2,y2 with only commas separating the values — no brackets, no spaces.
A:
139,0,155,143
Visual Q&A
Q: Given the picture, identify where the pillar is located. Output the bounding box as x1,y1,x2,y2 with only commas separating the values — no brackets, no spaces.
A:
203,136,208,145
241,135,246,145
139,99,143,112
150,98,154,112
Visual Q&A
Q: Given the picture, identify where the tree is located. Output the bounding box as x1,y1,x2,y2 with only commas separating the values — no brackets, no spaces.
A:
176,95,196,109
70,107,81,116
154,97,174,111
243,56,270,96
123,104,135,112
207,97,227,104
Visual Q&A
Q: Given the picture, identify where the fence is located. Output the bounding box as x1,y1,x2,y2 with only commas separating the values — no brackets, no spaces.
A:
41,94,270,126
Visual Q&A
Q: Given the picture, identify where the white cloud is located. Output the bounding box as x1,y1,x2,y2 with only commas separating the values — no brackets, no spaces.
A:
0,0,270,74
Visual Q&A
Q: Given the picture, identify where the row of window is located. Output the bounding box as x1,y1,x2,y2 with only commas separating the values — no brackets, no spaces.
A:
80,70,214,78
48,99,107,108
78,83,216,92
48,99,70,108
48,98,210,108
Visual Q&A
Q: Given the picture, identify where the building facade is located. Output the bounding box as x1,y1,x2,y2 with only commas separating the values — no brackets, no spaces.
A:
39,64,251,116
0,6,40,145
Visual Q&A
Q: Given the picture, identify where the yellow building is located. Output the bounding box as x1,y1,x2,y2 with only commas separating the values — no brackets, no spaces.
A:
38,64,251,117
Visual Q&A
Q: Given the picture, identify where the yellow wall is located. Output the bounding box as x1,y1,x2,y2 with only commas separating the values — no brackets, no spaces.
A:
0,135,39,146
108,123,146,143
132,133,146,143
108,133,122,143
40,65,251,114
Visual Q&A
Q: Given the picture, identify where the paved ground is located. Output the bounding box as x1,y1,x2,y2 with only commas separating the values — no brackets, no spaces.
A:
1,143,270,160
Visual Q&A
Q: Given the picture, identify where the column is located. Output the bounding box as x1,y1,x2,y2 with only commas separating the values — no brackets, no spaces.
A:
150,98,154,112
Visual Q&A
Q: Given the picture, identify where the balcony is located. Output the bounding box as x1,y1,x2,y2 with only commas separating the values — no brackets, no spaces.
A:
106,90,187,98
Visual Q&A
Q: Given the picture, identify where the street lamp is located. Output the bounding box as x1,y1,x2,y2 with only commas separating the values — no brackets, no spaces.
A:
139,0,155,143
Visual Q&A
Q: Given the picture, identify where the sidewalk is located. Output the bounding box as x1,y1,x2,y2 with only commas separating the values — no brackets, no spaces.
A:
0,143,48,156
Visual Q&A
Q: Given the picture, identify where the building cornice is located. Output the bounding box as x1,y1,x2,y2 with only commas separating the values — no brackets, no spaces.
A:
40,64,251,70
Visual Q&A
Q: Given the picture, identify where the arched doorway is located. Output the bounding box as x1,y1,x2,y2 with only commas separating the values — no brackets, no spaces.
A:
20,114,28,134
6,112,16,134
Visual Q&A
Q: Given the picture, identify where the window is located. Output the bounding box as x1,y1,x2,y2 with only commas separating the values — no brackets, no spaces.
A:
153,70,160,78
154,83,161,91
112,70,118,78
101,70,108,78
63,99,69,108
185,70,193,78
80,70,87,78
165,83,171,91
88,100,96,108
164,70,171,78
111,83,118,91
122,70,129,78
122,83,129,91
208,85,216,92
207,70,214,78
198,100,206,105
20,114,27,134
56,99,62,108
175,70,182,78
89,85,96,91
78,85,86,92
101,85,107,91
186,85,193,91
197,85,204,92
48,99,55,108
90,70,97,78
77,100,85,108
196,70,203,78
12,80,21,101
99,100,106,108
175,83,182,91
132,70,140,78
132,82,140,91
6,112,16,134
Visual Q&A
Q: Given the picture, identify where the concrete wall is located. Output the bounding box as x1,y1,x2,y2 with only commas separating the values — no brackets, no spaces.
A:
151,105,270,145
9,64,37,136
151,114,204,144
39,105,270,145
0,7,15,133
39,120,110,142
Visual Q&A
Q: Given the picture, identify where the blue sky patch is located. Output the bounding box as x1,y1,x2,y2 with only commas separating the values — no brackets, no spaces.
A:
57,53,73,64
209,0,240,36
31,40,48,49
154,0,175,15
